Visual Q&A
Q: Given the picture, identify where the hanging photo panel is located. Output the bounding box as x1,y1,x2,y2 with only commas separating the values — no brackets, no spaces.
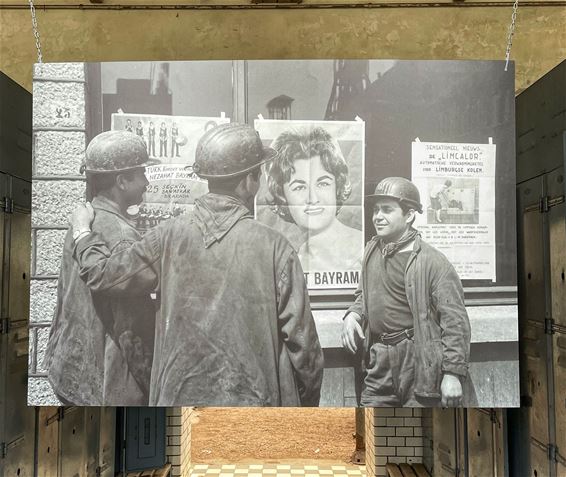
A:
29,60,518,408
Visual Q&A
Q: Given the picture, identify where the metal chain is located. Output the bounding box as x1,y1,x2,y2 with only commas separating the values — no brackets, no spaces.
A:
28,0,43,63
504,0,519,71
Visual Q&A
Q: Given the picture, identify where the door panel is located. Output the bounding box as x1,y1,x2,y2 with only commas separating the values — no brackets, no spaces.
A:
1,207,35,477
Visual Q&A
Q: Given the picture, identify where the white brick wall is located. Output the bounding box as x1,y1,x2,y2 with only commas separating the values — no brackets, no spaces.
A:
368,408,431,477
167,407,194,477
167,408,183,476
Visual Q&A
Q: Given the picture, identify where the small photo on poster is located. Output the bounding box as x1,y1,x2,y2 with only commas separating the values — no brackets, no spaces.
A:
426,178,480,225
255,119,365,290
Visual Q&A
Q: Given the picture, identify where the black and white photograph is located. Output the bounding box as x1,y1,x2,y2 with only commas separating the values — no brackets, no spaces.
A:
29,60,518,408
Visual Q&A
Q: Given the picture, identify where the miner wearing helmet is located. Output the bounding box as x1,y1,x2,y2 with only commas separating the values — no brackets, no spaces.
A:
44,130,159,405
341,177,474,407
68,122,324,407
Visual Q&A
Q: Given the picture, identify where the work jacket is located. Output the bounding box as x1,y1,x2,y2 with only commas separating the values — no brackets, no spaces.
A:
74,193,324,407
44,196,155,405
348,234,472,400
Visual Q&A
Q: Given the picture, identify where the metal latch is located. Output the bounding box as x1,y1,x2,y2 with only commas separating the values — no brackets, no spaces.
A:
3,197,13,214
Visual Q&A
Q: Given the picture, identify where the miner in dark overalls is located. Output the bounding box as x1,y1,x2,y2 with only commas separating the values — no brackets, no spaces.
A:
341,177,474,407
44,131,158,405
68,123,324,407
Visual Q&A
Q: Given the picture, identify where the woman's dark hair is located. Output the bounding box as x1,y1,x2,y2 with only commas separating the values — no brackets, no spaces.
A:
266,127,352,223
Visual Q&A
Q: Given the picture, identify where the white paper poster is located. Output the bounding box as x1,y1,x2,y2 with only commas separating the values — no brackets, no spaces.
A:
255,119,365,289
412,140,496,281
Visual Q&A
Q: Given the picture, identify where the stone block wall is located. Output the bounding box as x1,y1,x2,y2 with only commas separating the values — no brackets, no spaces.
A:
28,62,87,406
29,64,192,474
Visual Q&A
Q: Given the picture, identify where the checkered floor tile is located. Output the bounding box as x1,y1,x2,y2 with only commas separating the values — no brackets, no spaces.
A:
189,463,367,476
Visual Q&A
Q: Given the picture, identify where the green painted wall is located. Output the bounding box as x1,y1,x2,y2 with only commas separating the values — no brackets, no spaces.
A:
0,3,565,92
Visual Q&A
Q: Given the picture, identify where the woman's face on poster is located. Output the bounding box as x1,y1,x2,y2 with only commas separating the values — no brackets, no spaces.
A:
282,155,337,233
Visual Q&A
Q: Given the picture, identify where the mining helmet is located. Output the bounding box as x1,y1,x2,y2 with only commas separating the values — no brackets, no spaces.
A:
193,123,277,179
80,130,159,174
367,177,423,213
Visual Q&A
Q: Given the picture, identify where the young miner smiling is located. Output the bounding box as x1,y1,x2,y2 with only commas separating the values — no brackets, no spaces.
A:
341,176,475,407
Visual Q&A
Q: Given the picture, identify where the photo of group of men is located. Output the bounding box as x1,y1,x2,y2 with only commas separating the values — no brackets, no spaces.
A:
123,117,183,158
42,122,473,408
31,59,518,409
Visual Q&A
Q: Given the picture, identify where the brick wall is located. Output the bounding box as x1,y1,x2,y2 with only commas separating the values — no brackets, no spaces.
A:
366,408,433,477
28,62,87,405
166,407,182,475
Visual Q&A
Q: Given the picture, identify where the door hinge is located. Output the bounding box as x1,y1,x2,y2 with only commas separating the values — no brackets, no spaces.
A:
545,318,556,335
96,463,110,477
489,409,498,424
0,436,25,458
549,443,557,462
45,407,66,426
539,194,565,213
0,317,9,334
2,197,13,214
540,195,549,213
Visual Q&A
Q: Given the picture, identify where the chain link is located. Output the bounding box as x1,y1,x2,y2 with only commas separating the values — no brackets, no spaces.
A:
504,0,519,71
28,0,43,63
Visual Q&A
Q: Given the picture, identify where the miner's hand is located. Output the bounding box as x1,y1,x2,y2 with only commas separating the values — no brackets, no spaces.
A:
70,202,95,232
441,373,463,407
341,312,365,354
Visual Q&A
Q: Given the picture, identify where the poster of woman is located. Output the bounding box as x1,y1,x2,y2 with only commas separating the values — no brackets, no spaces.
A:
255,119,365,289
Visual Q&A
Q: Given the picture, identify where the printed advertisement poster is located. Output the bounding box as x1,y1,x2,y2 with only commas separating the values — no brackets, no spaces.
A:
255,119,365,290
412,140,496,281
111,113,230,227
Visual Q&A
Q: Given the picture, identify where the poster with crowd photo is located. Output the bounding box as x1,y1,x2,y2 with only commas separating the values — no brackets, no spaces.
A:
111,113,230,228
254,119,365,290
411,140,497,281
